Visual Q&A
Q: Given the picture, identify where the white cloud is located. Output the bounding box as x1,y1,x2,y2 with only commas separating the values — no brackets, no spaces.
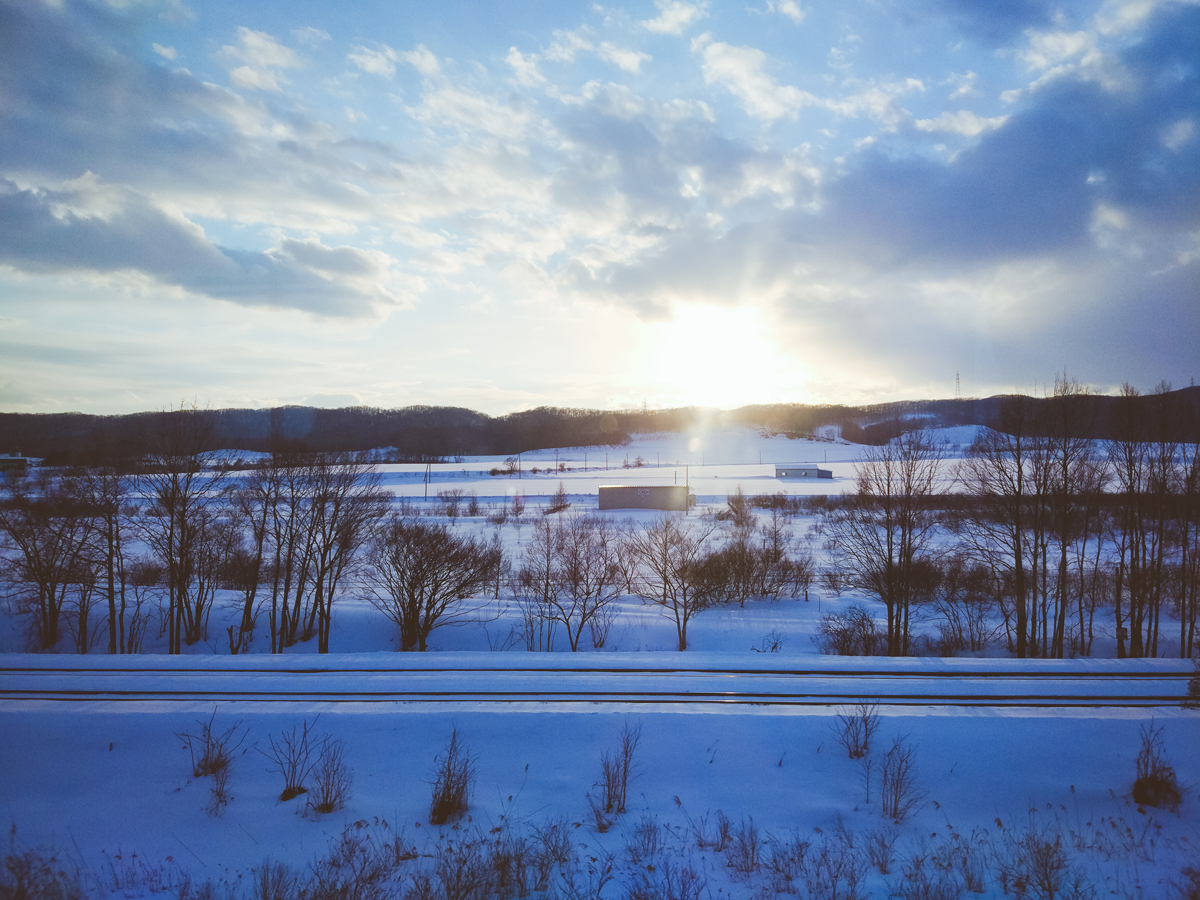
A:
914,110,1009,136
598,42,651,73
1093,0,1164,35
546,29,593,63
400,45,441,77
947,70,977,99
152,43,177,60
693,35,816,120
642,0,709,35
229,65,283,93
767,0,805,24
828,79,923,129
408,86,532,142
348,44,400,77
506,47,546,86
1162,118,1195,152
220,27,301,92
1019,29,1096,70
292,26,331,46
222,27,302,70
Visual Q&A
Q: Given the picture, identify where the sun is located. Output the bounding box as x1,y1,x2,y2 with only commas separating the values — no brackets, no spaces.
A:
644,303,810,408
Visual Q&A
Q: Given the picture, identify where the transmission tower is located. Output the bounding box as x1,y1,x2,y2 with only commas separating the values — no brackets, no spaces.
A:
955,371,961,399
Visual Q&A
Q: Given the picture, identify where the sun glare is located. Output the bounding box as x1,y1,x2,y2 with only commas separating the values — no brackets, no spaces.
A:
645,304,809,408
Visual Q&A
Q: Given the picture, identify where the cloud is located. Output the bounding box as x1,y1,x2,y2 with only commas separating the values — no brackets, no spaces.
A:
0,179,402,316
597,42,651,73
347,44,400,77
767,1,805,24
642,0,710,35
152,43,176,60
401,44,441,77
506,47,546,86
914,110,1009,136
947,70,978,99
693,35,817,120
546,28,593,63
219,27,302,92
407,85,533,142
292,26,331,46
1018,29,1096,70
229,65,283,93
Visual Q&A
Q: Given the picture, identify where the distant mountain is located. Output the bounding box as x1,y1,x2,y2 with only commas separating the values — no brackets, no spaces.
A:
2,387,1197,466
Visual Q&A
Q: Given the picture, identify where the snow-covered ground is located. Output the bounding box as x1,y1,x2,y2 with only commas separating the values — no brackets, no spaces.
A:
2,426,1198,898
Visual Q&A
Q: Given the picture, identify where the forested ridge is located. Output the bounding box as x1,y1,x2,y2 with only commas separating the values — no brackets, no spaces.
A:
3,387,1198,464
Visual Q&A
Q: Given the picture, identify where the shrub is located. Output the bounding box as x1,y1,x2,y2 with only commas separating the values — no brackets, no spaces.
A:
895,851,965,900
250,860,296,900
834,702,881,759
865,827,898,875
690,810,731,852
1132,720,1181,810
880,735,923,822
310,739,353,816
430,728,475,825
764,832,810,895
0,830,86,900
625,812,662,866
600,721,641,815
306,823,396,900
176,709,245,779
725,817,761,876
627,859,706,900
994,826,1073,900
259,718,321,802
817,604,885,656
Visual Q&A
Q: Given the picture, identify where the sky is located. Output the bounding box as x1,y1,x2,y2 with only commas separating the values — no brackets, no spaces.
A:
0,0,1197,416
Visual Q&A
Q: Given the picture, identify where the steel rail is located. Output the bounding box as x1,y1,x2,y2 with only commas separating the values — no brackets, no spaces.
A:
0,663,1189,708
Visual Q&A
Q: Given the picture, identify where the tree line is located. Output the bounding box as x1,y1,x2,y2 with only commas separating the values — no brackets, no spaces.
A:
825,378,1200,660
2,382,1198,658
8,387,1197,466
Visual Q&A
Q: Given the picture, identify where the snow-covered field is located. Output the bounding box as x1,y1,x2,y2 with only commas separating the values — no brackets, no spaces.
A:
2,428,1199,898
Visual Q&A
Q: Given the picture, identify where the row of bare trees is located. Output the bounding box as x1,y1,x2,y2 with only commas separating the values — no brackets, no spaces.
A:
827,378,1200,659
4,385,1196,658
0,405,390,655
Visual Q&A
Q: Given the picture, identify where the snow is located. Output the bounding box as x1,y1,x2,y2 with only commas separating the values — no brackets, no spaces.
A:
2,426,1198,898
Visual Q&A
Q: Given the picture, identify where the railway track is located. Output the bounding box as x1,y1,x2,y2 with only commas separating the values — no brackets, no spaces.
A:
0,659,1191,708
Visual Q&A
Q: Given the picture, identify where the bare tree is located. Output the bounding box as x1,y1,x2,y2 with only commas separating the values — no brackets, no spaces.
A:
512,517,561,651
954,399,1038,658
0,471,96,651
922,554,1000,655
1041,374,1106,657
1106,383,1176,658
829,430,944,656
364,516,502,651
136,403,226,654
625,517,717,651
1178,398,1200,658
303,453,388,653
70,464,136,654
548,515,622,651
226,464,278,654
253,448,386,653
